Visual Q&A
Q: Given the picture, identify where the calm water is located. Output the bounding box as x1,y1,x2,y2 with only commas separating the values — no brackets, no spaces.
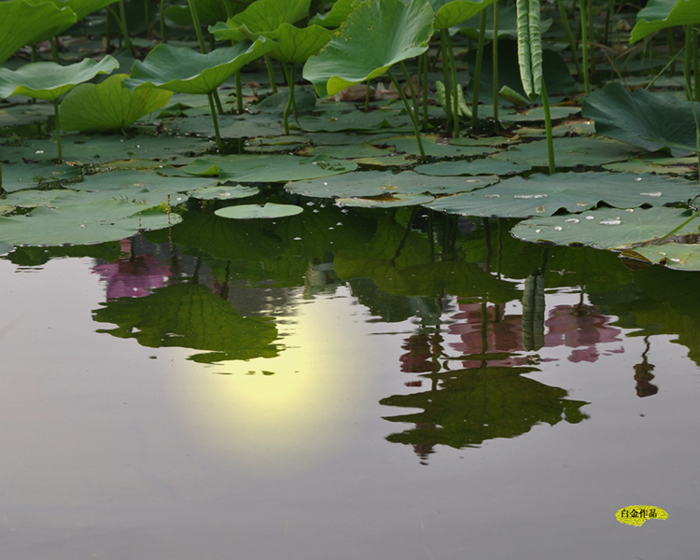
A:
1,201,699,559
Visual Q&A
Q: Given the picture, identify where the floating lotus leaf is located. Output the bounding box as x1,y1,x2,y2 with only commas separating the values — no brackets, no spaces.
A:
623,243,700,271
582,82,700,157
304,143,394,158
297,110,411,133
303,0,434,98
493,136,641,168
376,135,500,157
511,207,700,250
93,283,279,363
158,114,285,139
603,158,697,175
249,86,317,114
187,185,259,200
286,170,499,198
183,154,357,182
0,162,82,192
336,193,435,207
0,56,119,101
60,74,172,132
311,0,358,27
0,242,12,256
415,158,530,176
630,0,700,42
424,172,700,218
209,0,310,43
124,40,274,95
215,203,303,219
428,0,498,30
0,0,75,63
351,154,414,167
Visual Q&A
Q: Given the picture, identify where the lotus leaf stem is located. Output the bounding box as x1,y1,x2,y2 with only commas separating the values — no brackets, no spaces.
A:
387,69,426,161
556,0,582,79
53,100,62,163
493,1,499,132
159,0,167,43
282,63,297,135
188,0,208,53
578,0,590,94
118,1,135,56
207,92,223,152
471,10,487,128
264,54,278,94
50,37,60,64
445,33,460,137
541,76,555,175
421,52,429,129
587,0,595,77
235,71,243,114
399,61,420,123
685,26,693,100
693,29,700,103
439,30,453,127
364,80,371,112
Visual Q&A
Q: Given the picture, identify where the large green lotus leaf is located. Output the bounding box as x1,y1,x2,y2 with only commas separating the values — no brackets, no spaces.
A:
249,86,317,114
603,158,697,175
336,193,435,207
630,0,700,42
0,162,82,192
0,200,180,246
125,40,274,95
626,243,700,271
25,0,120,45
381,366,587,450
215,203,304,219
0,56,119,101
183,153,357,182
424,172,700,218
0,0,75,63
511,206,700,250
60,74,172,132
209,0,310,42
262,23,333,64
286,170,499,198
351,154,414,167
93,283,279,363
297,110,411,133
311,0,358,27
303,0,434,98
158,113,285,139
493,136,641,168
375,135,501,157
415,158,530,176
0,242,13,256
457,4,552,39
498,105,581,123
582,82,700,157
428,0,498,30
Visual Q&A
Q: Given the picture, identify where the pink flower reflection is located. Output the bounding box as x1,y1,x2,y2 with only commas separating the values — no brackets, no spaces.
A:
93,240,172,299
544,304,624,363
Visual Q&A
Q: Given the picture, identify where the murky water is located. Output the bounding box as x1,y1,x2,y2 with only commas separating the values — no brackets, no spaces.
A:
2,202,699,559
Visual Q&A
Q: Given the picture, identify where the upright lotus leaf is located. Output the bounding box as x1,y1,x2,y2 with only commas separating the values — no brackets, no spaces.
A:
428,0,498,30
60,74,172,132
164,0,247,26
630,0,700,43
209,0,311,43
582,82,700,157
260,23,333,64
24,0,121,45
0,56,119,162
515,0,542,101
303,0,434,98
0,0,75,62
311,0,359,28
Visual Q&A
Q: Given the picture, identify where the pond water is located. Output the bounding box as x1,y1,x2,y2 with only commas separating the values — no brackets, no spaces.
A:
1,200,699,559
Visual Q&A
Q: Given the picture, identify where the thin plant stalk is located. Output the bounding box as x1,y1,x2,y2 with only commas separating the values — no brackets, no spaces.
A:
207,91,223,151
399,61,420,118
645,47,685,90
439,30,453,127
144,0,152,39
445,33,460,137
541,76,555,174
118,1,135,56
235,71,243,113
578,0,590,94
587,0,595,78
188,0,208,53
471,10,487,128
685,26,693,100
556,0,582,78
264,54,278,93
364,80,371,112
50,37,60,64
282,63,296,135
159,0,167,43
53,100,63,163
387,69,426,161
694,28,700,102
422,51,429,129
31,45,38,63
492,1,499,132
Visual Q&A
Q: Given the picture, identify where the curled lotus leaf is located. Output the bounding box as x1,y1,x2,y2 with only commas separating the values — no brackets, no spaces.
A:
630,0,700,43
311,0,359,27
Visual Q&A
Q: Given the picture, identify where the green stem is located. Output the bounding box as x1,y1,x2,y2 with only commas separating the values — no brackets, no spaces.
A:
144,0,152,39
587,0,595,78
556,0,582,78
471,10,487,128
235,71,243,114
694,28,700,102
439,30,453,127
282,63,296,135
541,77,555,175
579,0,590,93
264,54,278,94
208,92,223,151
388,69,426,161
50,37,60,64
188,0,208,53
400,61,420,121
364,80,371,112
492,1,499,132
685,26,693,100
53,99,62,163
31,44,37,63
446,32,460,137
118,1,135,56
422,51,429,129
159,0,167,43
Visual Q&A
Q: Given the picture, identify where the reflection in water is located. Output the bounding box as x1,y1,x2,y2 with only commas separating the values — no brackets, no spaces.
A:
634,336,658,398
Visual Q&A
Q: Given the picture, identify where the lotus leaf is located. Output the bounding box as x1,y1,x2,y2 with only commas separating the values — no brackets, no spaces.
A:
297,110,411,133
183,153,357,182
582,82,700,157
158,114,285,139
457,4,552,40
428,0,498,30
304,143,394,158
424,172,700,218
630,0,700,43
209,0,311,43
0,162,82,192
187,185,259,200
0,56,119,101
249,86,317,114
124,40,274,95
0,0,75,63
625,243,700,271
163,0,243,26
603,158,697,175
263,23,333,64
215,203,304,219
303,0,434,98
511,207,700,250
376,135,500,157
286,170,499,198
414,158,530,176
311,0,359,27
336,193,435,207
60,74,172,132
24,0,120,45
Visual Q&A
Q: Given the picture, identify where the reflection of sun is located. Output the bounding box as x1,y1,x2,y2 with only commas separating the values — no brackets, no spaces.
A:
170,288,367,472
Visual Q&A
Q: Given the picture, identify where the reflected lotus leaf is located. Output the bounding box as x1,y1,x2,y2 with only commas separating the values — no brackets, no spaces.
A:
93,283,279,363
425,172,700,218
381,366,589,450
